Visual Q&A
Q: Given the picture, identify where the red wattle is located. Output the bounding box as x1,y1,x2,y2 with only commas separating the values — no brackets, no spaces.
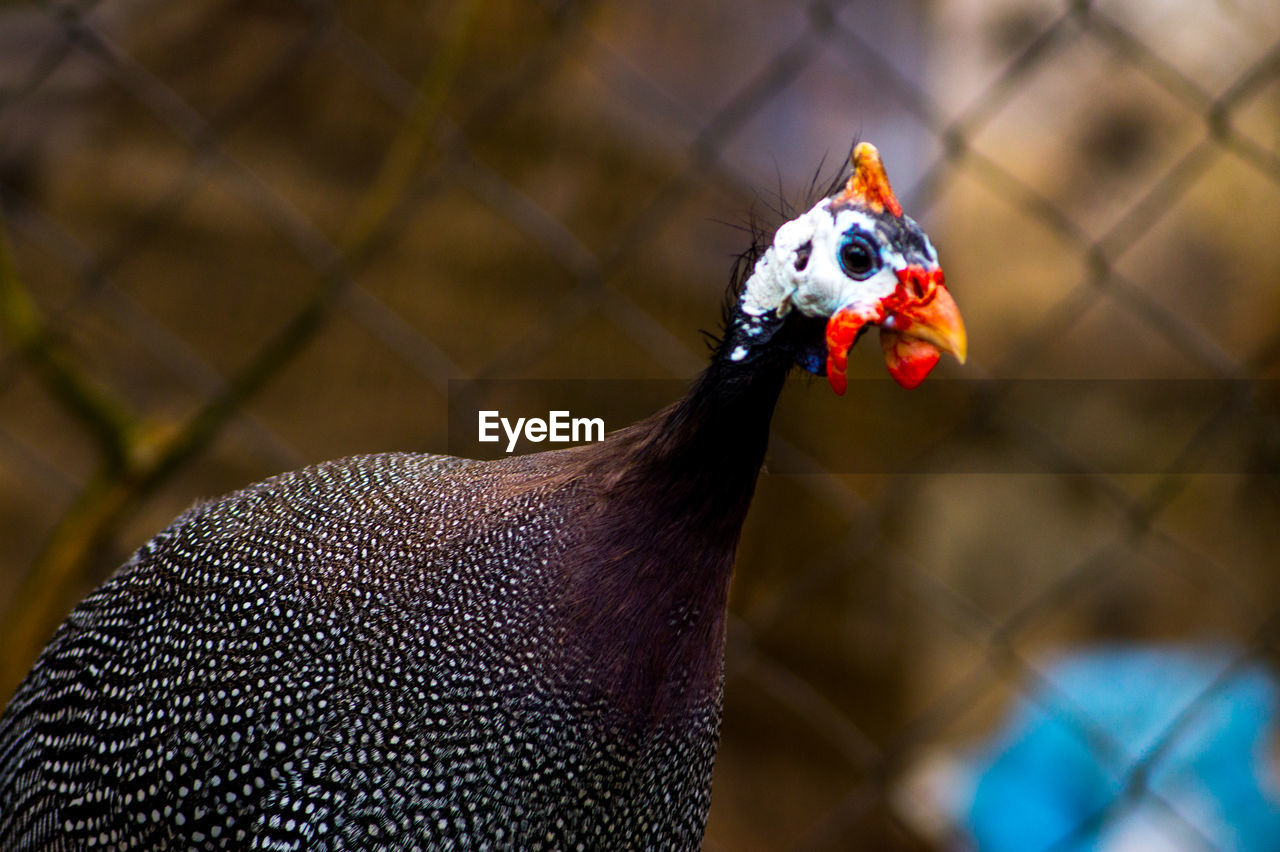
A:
881,328,941,390
824,309,867,396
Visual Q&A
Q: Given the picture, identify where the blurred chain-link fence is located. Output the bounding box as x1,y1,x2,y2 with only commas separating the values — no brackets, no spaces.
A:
2,0,1280,848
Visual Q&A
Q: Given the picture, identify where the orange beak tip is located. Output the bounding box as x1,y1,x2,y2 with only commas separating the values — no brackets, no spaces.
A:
951,321,969,365
888,283,967,368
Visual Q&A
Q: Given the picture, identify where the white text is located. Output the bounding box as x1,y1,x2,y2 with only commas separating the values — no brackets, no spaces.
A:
478,410,605,453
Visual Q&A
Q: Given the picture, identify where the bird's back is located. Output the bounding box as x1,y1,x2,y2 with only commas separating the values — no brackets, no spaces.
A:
0,451,719,850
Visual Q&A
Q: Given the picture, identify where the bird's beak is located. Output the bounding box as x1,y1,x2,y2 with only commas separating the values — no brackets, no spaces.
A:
880,270,966,390
825,265,967,394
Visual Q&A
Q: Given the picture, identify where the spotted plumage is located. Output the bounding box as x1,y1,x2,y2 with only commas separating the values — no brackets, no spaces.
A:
0,452,722,850
0,143,965,849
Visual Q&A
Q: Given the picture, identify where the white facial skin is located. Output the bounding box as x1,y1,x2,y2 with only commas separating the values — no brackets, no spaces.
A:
730,198,939,362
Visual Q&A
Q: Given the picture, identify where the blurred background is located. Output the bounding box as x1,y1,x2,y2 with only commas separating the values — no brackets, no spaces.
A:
2,0,1280,848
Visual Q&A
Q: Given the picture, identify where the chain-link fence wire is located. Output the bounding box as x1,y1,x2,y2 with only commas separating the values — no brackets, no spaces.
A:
1,0,1279,848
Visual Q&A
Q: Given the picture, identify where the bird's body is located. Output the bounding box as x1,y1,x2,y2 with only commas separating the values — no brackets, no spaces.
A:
0,359,784,850
0,143,965,849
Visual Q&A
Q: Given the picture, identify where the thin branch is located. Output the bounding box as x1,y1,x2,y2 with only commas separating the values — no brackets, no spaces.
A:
0,228,138,471
0,0,489,699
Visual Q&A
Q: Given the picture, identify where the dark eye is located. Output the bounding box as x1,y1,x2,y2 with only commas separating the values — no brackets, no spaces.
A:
838,234,879,279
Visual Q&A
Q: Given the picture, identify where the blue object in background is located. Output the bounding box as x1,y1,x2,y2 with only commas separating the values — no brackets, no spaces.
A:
961,644,1280,852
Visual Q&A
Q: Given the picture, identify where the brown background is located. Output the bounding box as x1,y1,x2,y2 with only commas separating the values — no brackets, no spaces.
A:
1,0,1279,848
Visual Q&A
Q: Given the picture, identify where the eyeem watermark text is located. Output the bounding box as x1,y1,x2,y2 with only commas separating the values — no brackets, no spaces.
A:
478,410,605,453
452,379,1280,472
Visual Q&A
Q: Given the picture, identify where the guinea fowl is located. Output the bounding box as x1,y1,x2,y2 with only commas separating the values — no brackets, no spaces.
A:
0,142,965,850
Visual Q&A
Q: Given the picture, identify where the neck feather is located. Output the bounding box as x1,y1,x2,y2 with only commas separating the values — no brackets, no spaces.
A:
556,345,791,721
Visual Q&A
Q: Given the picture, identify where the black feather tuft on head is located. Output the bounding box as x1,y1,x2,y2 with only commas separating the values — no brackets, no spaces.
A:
702,151,854,355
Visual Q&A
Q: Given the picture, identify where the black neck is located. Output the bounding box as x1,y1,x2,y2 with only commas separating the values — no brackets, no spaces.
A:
557,334,793,721
637,346,790,495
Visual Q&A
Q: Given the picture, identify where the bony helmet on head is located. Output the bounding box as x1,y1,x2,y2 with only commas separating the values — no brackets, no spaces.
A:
736,142,966,393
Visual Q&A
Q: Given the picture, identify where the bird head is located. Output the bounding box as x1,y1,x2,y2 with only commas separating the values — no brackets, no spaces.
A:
730,142,966,393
